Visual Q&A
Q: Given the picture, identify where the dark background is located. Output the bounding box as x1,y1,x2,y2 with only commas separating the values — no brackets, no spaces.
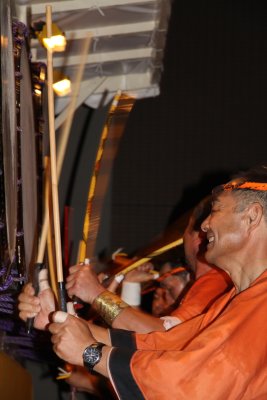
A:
108,0,267,254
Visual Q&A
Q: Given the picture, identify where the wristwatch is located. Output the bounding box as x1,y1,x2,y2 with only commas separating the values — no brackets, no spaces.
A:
83,342,105,373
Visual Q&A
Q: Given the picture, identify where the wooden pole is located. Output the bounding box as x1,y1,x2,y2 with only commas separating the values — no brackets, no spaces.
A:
115,237,184,277
46,5,66,310
44,156,58,300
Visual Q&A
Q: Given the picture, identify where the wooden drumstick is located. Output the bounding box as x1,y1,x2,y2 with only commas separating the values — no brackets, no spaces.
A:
45,4,66,310
114,237,184,278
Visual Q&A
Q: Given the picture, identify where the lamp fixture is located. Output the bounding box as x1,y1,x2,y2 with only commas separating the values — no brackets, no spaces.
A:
53,70,71,96
37,22,66,52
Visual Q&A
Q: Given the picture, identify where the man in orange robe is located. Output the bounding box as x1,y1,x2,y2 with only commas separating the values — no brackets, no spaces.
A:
47,164,267,399
108,273,266,399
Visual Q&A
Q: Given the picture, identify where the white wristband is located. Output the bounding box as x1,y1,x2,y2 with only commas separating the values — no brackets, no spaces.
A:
160,316,181,330
121,281,141,306
114,274,125,283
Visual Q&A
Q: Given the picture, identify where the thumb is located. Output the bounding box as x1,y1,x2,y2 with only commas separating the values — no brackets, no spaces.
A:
67,301,76,316
53,311,68,323
38,268,50,292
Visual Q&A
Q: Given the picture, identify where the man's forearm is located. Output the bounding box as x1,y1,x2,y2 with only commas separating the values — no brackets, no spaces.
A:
91,290,165,333
112,307,165,333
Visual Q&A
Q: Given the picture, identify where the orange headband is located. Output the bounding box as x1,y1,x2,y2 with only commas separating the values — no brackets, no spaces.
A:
223,181,267,191
156,266,187,283
141,266,188,295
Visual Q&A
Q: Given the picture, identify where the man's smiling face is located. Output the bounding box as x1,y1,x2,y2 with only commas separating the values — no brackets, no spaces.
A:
201,191,248,268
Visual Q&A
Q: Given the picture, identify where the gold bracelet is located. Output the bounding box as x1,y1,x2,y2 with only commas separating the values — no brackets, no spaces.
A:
93,290,129,326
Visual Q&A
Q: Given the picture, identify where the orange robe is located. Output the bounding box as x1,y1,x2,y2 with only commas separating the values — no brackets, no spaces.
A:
171,267,232,321
109,270,267,399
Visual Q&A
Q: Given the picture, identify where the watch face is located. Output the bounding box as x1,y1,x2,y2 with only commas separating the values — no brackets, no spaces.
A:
84,346,101,364
83,343,104,372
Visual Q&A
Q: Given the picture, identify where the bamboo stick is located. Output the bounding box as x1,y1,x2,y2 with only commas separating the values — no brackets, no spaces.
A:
46,5,65,308
115,237,184,277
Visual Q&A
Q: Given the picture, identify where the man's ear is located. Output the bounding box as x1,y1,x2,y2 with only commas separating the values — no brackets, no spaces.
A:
246,202,263,231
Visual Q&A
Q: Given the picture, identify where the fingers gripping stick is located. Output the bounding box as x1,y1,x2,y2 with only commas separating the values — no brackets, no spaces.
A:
53,307,78,321
26,263,47,334
72,258,90,309
53,311,68,323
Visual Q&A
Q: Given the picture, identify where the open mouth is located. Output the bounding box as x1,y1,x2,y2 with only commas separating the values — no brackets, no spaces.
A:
207,234,215,247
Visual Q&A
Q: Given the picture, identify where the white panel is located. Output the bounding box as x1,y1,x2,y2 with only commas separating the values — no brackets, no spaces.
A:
30,20,156,44
18,0,157,15
38,48,154,67
15,0,171,102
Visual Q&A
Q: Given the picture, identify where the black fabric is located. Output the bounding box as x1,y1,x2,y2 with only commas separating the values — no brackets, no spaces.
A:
109,328,137,350
109,347,145,400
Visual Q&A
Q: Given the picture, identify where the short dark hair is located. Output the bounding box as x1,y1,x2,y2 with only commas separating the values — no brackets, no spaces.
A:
214,163,267,217
232,163,267,183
